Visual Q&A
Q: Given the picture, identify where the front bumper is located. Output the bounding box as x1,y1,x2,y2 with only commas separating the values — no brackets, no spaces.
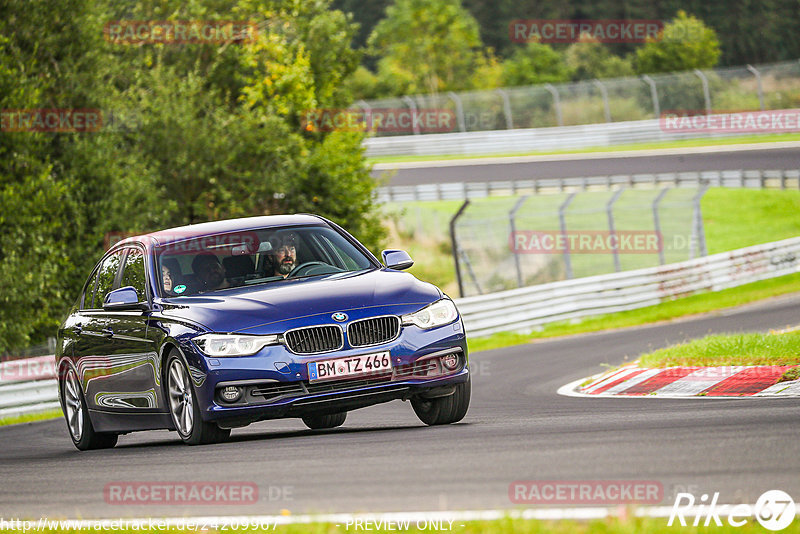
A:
182,320,468,426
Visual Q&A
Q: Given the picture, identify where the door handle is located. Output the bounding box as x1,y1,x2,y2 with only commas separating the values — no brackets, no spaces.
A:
101,328,114,338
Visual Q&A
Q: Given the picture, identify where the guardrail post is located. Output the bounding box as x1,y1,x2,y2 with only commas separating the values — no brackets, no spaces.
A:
690,185,709,258
509,196,529,287
606,188,625,272
545,83,563,126
559,192,576,279
495,89,514,129
450,200,470,297
746,65,765,111
460,249,483,296
694,69,712,115
593,80,612,123
642,75,660,118
652,188,669,265
402,96,420,135
447,91,466,132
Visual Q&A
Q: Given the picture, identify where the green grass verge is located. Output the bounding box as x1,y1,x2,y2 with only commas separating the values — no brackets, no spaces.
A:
467,271,800,354
0,408,62,427
638,331,800,368
14,517,800,534
703,189,800,254
368,133,800,164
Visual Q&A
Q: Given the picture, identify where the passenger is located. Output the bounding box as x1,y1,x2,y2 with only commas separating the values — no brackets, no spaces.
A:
162,265,174,294
192,254,230,291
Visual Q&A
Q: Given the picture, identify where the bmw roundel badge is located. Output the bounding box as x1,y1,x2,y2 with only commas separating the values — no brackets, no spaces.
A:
332,312,348,322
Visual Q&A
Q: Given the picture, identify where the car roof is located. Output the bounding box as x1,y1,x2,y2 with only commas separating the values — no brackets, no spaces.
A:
115,214,326,248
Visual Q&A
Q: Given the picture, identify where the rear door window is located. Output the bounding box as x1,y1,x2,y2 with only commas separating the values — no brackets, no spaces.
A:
120,248,147,301
95,250,124,307
81,268,100,310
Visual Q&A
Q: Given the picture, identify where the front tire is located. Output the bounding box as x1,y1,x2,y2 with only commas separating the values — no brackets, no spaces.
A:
166,351,230,445
302,411,347,430
61,367,118,450
411,376,471,426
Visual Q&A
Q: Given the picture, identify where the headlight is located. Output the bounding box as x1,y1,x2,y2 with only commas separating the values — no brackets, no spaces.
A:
401,299,458,329
193,334,280,357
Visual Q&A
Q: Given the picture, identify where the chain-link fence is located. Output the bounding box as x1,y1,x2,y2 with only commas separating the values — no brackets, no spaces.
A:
358,60,800,136
0,338,56,361
451,187,705,297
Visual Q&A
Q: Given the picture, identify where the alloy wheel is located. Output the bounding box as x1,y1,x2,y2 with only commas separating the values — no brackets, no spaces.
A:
168,359,194,436
63,368,84,441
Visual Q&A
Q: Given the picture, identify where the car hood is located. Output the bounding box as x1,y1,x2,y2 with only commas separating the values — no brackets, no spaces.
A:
158,269,442,334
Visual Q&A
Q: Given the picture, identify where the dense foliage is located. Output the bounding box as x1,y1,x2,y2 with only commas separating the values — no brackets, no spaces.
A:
340,0,796,99
0,0,384,351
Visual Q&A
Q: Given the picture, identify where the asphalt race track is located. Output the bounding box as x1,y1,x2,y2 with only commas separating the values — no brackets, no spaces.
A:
2,295,800,519
373,144,800,186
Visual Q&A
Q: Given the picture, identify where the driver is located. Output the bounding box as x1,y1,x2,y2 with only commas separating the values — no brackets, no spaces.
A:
270,233,298,278
192,253,230,291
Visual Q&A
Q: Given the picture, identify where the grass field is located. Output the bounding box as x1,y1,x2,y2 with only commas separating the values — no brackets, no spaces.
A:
384,188,800,299
11,516,800,533
0,408,62,426
637,330,800,368
368,133,800,164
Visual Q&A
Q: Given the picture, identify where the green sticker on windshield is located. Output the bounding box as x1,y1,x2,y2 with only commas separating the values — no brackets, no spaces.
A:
174,284,186,294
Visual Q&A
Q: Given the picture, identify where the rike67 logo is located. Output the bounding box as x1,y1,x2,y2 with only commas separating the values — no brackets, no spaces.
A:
669,490,796,531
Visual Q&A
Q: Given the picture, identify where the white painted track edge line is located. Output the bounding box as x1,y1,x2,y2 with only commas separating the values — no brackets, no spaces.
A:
1,505,771,527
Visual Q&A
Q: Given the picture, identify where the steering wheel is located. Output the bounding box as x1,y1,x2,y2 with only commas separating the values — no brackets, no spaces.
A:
286,261,332,278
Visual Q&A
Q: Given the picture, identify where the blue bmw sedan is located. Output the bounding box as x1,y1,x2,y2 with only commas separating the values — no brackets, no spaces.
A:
56,215,470,449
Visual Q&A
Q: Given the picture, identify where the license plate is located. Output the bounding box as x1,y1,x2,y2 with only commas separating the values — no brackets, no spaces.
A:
307,351,392,382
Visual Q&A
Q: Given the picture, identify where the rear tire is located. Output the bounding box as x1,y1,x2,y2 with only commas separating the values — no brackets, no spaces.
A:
411,376,471,426
61,367,118,451
165,351,230,445
302,411,347,430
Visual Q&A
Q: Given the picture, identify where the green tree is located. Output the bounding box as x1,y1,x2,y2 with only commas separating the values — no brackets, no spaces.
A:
367,0,485,94
501,40,570,87
0,0,385,351
564,35,634,81
635,11,721,74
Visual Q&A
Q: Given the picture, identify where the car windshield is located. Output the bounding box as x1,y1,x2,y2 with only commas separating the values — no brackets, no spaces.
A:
155,225,375,297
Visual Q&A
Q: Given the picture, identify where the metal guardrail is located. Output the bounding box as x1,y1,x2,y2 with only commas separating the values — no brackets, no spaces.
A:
364,111,800,158
365,117,702,157
376,168,800,202
0,356,59,418
3,237,800,417
455,237,800,337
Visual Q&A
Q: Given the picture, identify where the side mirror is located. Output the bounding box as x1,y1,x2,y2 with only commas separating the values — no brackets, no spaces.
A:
103,286,148,311
381,249,414,270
